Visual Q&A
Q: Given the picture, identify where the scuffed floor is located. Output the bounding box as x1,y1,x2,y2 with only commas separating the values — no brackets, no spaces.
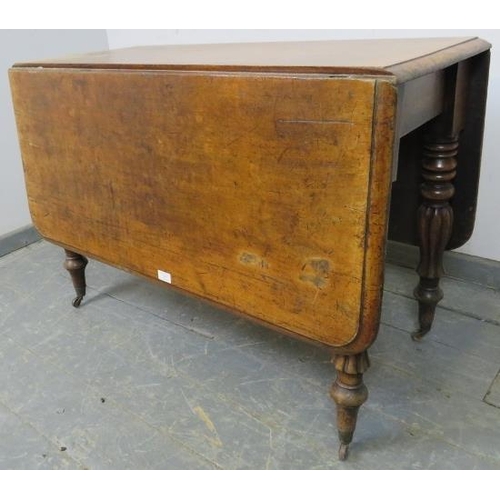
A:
1,240,500,469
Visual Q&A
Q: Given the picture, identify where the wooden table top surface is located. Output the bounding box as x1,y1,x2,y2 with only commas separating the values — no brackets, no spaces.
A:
14,37,490,83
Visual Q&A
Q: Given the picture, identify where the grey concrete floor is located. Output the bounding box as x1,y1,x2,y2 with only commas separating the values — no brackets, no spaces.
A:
1,240,500,469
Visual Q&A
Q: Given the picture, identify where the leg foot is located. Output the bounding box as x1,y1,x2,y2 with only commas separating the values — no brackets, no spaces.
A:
63,249,88,308
338,443,349,461
412,278,443,340
330,351,369,460
72,296,84,308
414,136,458,337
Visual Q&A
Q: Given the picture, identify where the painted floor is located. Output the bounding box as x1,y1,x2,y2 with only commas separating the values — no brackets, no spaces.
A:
1,240,499,469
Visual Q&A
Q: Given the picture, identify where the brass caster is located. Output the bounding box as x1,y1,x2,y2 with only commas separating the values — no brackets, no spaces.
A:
72,296,83,308
339,443,349,461
411,327,430,341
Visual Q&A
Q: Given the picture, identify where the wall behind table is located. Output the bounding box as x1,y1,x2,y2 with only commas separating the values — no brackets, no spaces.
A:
0,29,109,238
107,29,500,263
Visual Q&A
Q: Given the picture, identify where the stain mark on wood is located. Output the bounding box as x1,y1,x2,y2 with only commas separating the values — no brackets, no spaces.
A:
300,258,331,289
10,69,376,347
239,252,269,269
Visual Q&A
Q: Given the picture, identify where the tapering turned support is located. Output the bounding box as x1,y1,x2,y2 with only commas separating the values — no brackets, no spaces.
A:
330,351,370,460
413,136,458,340
63,249,88,307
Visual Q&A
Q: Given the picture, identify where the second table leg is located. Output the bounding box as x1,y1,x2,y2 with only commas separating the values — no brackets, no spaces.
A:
413,134,459,340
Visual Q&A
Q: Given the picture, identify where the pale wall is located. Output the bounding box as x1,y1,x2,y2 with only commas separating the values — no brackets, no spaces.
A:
0,29,108,237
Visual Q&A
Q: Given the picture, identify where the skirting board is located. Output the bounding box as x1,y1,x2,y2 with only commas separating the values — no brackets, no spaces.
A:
0,225,41,258
387,240,500,292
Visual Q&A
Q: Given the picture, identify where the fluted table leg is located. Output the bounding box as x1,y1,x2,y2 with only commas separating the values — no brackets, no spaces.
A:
413,135,458,340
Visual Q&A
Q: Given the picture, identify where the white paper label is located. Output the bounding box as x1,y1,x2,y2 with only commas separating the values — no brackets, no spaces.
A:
157,270,172,284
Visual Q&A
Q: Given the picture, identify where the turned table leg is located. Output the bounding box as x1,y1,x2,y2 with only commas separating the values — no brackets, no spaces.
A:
413,135,458,340
63,249,88,307
330,351,370,460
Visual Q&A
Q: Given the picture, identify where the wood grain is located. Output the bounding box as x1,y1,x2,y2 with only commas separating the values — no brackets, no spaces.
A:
10,68,384,348
343,80,397,353
13,38,490,83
